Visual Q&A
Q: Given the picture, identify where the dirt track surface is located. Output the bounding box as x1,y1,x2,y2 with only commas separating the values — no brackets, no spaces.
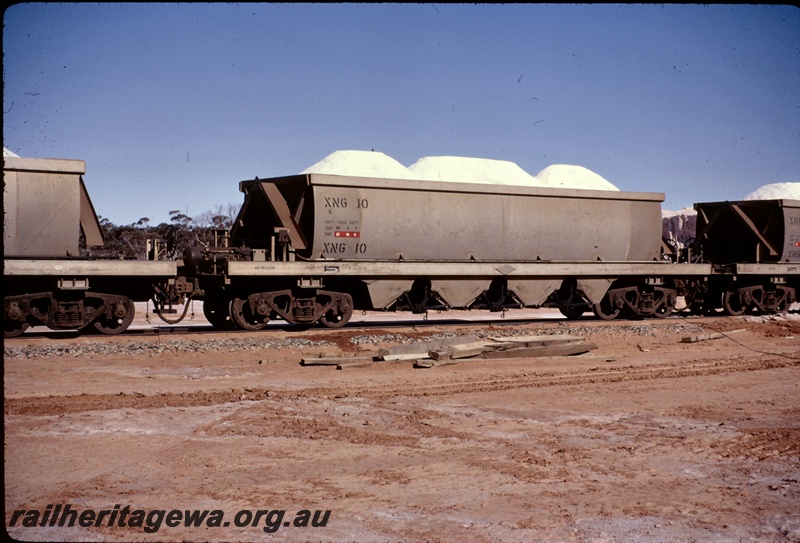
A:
4,311,800,542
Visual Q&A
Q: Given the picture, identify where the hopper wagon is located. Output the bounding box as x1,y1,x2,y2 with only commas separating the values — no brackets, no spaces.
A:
182,173,714,329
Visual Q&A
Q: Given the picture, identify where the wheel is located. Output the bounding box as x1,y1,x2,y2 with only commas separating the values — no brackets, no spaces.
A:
559,304,585,320
4,320,29,338
554,283,586,320
230,297,269,331
653,303,673,319
320,311,350,328
203,297,235,329
593,296,621,320
722,290,747,316
652,290,674,319
93,297,135,335
319,293,353,329
320,307,352,329
4,300,30,337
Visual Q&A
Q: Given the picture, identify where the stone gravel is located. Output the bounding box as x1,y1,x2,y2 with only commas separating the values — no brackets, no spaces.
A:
4,337,333,360
4,322,708,360
347,321,707,347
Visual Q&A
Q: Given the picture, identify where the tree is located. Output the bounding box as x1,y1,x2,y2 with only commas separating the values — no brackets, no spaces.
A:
80,204,241,259
192,203,240,247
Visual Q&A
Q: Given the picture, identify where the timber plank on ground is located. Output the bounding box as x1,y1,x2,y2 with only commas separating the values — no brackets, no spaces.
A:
428,341,497,361
377,335,479,360
481,341,598,359
680,329,746,343
301,356,376,366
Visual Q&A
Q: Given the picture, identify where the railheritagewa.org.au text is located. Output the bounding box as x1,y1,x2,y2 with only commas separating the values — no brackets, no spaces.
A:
8,504,331,534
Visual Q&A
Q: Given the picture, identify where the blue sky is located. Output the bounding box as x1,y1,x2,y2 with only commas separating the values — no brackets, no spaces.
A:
4,3,799,225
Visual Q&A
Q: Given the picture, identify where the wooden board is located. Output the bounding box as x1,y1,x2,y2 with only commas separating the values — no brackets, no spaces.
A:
301,356,375,366
429,342,496,361
377,335,479,359
680,329,746,343
488,334,585,347
481,342,598,359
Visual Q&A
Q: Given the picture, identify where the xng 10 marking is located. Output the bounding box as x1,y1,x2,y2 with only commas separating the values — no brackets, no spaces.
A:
323,197,369,209
322,242,368,254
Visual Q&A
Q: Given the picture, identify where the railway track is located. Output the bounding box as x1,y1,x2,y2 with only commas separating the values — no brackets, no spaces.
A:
2,304,568,340
7,303,798,341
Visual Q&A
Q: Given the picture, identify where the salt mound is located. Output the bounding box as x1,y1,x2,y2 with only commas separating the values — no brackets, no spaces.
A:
534,164,619,191
662,207,696,219
742,182,800,201
409,156,541,186
301,150,418,180
3,148,20,158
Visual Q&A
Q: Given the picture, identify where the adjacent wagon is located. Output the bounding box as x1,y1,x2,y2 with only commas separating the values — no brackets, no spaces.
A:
3,156,178,337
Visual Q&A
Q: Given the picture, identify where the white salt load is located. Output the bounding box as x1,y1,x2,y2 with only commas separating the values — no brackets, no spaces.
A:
533,164,619,191
300,150,620,191
300,150,418,180
742,182,800,201
408,156,541,186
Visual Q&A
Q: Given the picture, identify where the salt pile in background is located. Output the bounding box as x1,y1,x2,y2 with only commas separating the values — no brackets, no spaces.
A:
663,182,800,219
662,207,697,219
301,150,619,191
743,182,800,201
662,182,800,246
533,164,619,191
